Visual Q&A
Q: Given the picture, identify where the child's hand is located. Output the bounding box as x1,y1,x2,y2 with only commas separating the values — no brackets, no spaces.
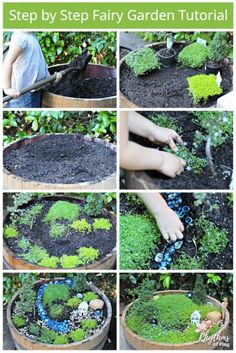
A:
4,88,20,99
155,206,184,242
148,126,183,152
159,151,186,178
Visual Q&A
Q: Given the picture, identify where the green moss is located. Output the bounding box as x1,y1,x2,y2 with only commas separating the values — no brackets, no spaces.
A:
171,254,204,270
77,247,100,264
43,284,70,307
69,329,86,342
18,237,31,251
60,255,83,269
93,218,112,230
44,201,80,223
187,74,223,105
22,245,49,264
125,47,160,76
70,219,92,234
120,214,161,270
38,328,57,344
54,334,69,345
4,225,19,238
81,319,97,330
178,43,209,68
66,296,82,308
49,304,64,319
49,222,67,239
83,291,98,302
12,315,26,328
38,256,59,268
28,323,41,335
20,204,43,226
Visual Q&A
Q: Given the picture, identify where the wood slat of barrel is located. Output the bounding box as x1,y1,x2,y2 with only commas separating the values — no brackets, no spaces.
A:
3,134,116,190
7,281,112,350
122,290,230,350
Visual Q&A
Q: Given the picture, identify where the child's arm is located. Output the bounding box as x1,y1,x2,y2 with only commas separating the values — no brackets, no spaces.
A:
137,192,184,241
128,111,183,151
120,112,185,178
3,44,23,98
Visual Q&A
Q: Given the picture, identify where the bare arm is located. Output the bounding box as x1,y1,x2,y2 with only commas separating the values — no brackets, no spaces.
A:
3,44,23,98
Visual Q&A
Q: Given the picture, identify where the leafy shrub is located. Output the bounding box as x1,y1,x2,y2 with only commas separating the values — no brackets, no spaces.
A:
54,334,69,345
171,254,203,270
132,300,160,322
93,218,112,230
38,256,59,268
19,204,43,226
16,277,36,315
70,219,92,234
60,255,82,269
38,328,57,344
18,237,31,251
12,315,26,328
77,247,100,264
49,304,65,319
120,214,161,270
84,193,104,216
22,245,49,264
125,47,160,76
4,225,19,238
81,319,97,330
44,201,80,223
192,274,208,305
208,32,229,63
177,43,209,68
83,291,99,302
69,329,86,342
149,113,182,133
43,284,70,307
49,222,67,239
70,274,87,292
28,323,41,335
66,296,82,308
187,74,223,104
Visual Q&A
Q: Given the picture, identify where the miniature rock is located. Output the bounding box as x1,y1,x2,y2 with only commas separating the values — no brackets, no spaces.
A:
89,299,104,310
76,293,83,299
207,311,222,323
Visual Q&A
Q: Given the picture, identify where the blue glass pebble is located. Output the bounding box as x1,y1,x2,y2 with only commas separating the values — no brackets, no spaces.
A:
174,241,183,250
77,293,84,299
182,206,190,212
185,217,193,225
155,253,163,262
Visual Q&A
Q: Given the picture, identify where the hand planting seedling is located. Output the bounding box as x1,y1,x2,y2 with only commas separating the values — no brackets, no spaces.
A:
177,43,209,68
125,47,160,76
187,74,223,104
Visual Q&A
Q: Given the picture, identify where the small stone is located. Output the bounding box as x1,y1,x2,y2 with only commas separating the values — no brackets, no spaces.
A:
207,311,222,323
89,299,104,310
95,309,102,317
155,253,163,262
77,293,83,299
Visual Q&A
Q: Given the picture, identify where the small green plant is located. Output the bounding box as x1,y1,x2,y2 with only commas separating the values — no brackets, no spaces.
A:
19,204,43,226
22,245,49,264
171,254,204,270
49,304,64,319
178,43,209,68
149,113,182,133
83,291,99,302
38,256,59,268
70,273,88,292
38,328,57,344
125,47,160,76
93,218,112,230
208,32,229,63
66,296,82,308
16,277,36,315
187,74,223,104
69,329,86,342
49,222,67,239
192,274,207,305
44,201,80,223
77,247,100,264
60,255,82,269
70,219,92,234
28,323,41,335
43,284,70,307
12,314,26,328
4,225,19,238
18,237,31,251
227,193,233,208
81,319,97,330
54,334,68,345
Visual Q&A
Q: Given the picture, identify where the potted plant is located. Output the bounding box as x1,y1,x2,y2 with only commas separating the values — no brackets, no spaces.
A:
157,35,177,67
205,32,229,74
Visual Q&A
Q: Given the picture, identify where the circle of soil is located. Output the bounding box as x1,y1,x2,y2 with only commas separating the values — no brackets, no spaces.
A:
4,196,116,270
122,290,230,350
126,111,232,190
3,134,116,185
120,43,233,108
7,279,112,350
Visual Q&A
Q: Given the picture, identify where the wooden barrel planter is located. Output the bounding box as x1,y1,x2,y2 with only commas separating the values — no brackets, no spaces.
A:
122,290,230,350
3,134,116,190
7,280,112,350
3,195,116,270
42,63,116,108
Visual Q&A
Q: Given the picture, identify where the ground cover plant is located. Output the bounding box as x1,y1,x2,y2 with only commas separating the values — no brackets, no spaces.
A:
125,47,160,76
120,192,232,270
125,111,233,190
3,193,116,269
120,31,232,107
122,274,232,346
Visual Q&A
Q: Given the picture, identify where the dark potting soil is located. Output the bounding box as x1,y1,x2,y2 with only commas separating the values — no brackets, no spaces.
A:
120,46,232,108
4,134,116,184
47,74,116,99
6,199,116,263
128,111,232,190
120,193,233,270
